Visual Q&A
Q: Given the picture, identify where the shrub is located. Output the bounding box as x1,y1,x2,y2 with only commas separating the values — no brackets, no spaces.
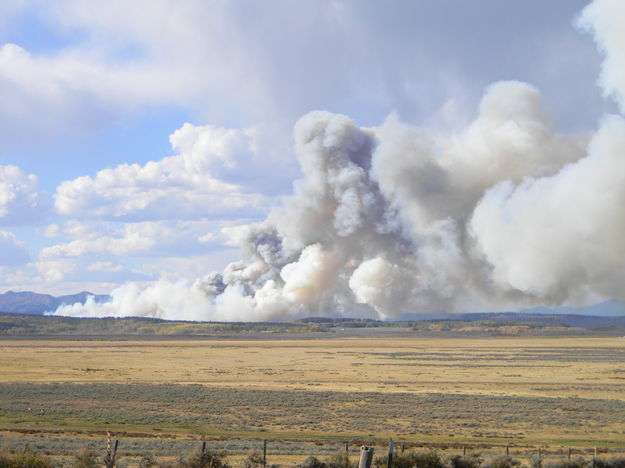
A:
0,450,55,468
595,458,625,468
374,450,445,468
241,453,264,468
73,449,99,468
156,461,178,468
139,455,158,468
483,457,521,468
179,449,230,468
300,457,326,468
325,450,353,468
545,458,587,468
449,454,483,468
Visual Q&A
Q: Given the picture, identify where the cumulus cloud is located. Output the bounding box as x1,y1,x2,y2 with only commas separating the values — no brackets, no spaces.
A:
36,219,222,283
0,165,48,225
0,0,606,151
54,123,271,221
50,0,625,322
0,42,152,141
86,261,124,273
41,220,221,259
0,1,351,139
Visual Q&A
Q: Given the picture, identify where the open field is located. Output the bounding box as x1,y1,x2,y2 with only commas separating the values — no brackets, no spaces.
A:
2,337,625,399
1,336,625,462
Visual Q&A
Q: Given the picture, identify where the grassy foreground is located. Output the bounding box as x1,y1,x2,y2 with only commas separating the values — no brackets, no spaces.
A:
1,336,624,461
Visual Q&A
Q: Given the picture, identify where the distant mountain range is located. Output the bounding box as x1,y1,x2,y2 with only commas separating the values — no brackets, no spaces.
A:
0,290,624,324
0,290,110,315
520,300,625,317
305,310,625,328
400,300,625,323
453,312,625,328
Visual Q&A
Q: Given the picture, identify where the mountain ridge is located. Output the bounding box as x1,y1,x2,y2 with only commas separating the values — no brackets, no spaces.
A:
1,290,624,322
0,290,110,315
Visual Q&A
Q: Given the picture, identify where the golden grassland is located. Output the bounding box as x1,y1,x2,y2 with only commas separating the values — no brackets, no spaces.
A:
1,336,625,400
1,336,625,457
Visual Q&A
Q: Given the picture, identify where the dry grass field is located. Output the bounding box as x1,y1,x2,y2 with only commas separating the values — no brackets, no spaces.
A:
1,336,625,462
2,337,625,399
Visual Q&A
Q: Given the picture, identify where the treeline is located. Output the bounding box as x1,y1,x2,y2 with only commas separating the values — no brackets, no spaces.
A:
0,314,330,336
0,312,579,337
2,446,625,468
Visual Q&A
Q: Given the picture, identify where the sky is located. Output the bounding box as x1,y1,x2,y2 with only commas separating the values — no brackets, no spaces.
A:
1,0,624,320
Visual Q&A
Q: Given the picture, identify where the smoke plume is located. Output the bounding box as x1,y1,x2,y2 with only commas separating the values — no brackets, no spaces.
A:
53,0,625,321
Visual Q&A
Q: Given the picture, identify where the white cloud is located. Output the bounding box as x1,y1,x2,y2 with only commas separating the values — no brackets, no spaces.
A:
34,217,232,288
43,220,107,239
0,0,604,146
39,220,220,260
54,122,273,221
0,165,48,225
0,1,284,137
86,261,124,273
35,257,77,283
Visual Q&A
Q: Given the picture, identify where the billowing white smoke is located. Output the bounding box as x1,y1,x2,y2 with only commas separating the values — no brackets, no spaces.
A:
53,0,625,321
578,0,625,113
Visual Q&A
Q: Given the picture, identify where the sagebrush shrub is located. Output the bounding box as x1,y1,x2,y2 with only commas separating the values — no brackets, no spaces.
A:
241,452,264,468
595,458,625,468
449,454,483,468
545,458,587,468
483,457,521,468
72,449,99,468
0,451,55,468
374,450,446,468
300,456,326,468
179,449,230,468
325,449,354,468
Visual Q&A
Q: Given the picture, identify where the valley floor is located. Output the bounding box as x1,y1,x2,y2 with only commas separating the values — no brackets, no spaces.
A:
1,336,624,463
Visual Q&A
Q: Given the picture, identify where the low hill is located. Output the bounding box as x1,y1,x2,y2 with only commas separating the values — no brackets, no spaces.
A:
0,290,110,315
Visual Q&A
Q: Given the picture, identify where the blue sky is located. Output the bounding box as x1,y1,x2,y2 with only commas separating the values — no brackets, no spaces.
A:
1,0,624,320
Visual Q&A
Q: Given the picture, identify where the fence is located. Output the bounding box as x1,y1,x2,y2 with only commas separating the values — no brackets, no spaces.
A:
3,433,622,468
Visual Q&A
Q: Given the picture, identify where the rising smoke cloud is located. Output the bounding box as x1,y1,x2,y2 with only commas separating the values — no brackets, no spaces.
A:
53,0,625,321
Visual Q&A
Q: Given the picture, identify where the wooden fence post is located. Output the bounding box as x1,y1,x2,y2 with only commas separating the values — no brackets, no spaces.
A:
345,442,350,468
505,445,509,457
103,432,118,468
387,439,394,468
400,443,405,455
263,440,267,468
592,447,597,468
537,447,542,468
463,447,466,457
359,446,375,468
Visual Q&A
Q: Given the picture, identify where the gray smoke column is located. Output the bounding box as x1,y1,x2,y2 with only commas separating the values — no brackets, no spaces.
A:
53,0,625,321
